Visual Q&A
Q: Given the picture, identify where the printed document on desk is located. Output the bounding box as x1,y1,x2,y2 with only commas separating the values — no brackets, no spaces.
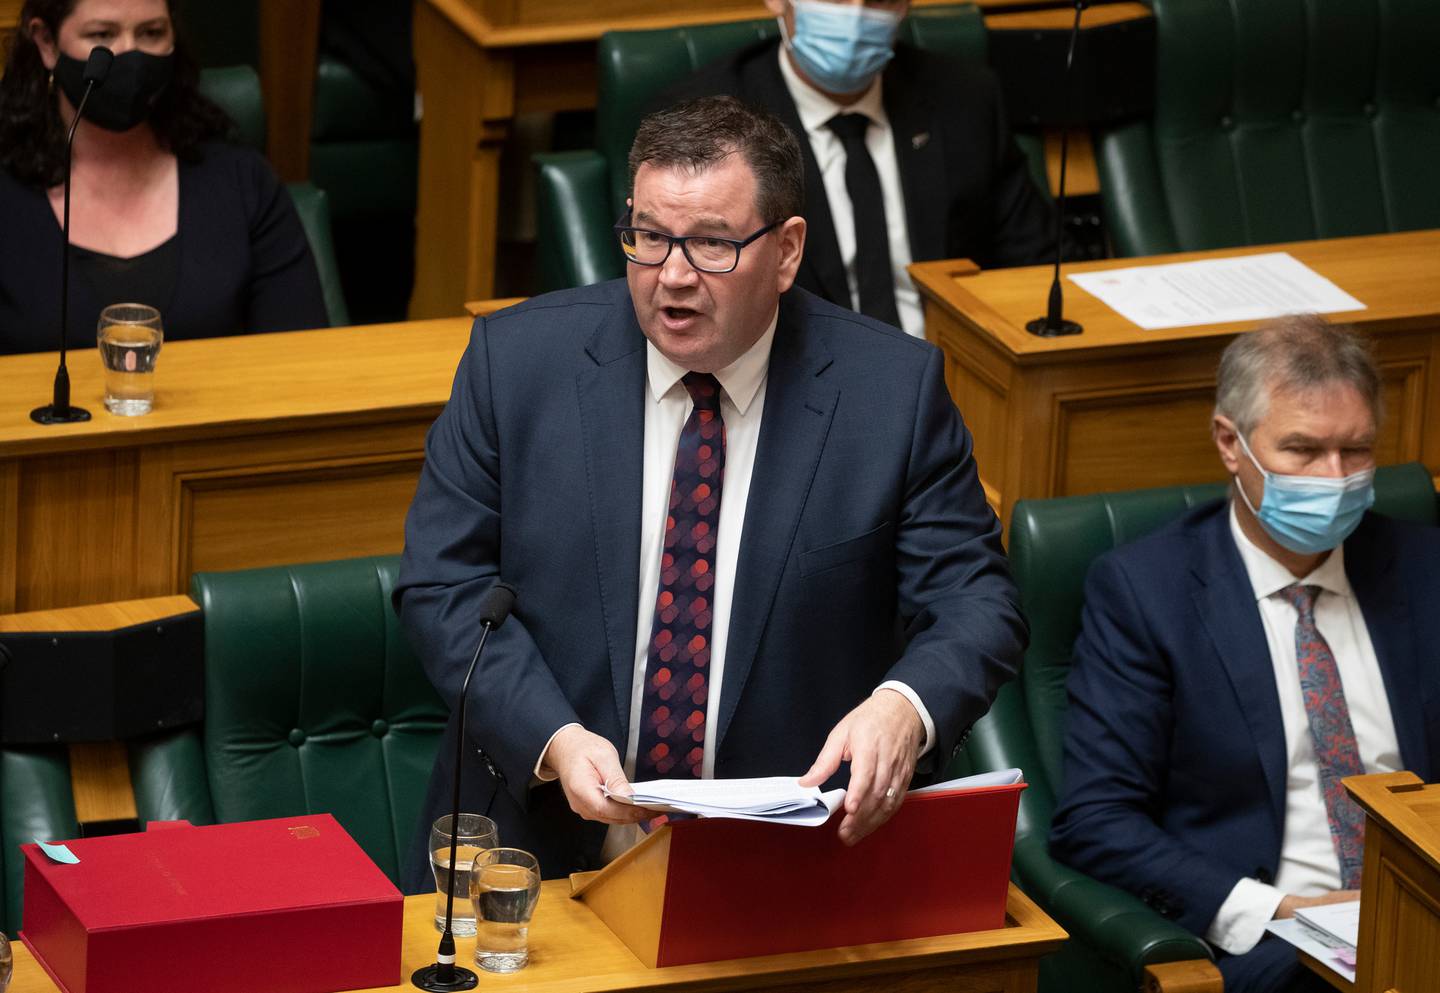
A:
1068,252,1366,330
606,768,1024,827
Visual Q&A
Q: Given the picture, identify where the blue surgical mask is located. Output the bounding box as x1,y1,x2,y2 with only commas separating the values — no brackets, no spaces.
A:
1234,432,1375,555
780,1,902,96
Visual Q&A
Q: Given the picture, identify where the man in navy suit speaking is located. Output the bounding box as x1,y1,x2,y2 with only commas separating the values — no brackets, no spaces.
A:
1051,316,1440,993
394,96,1025,886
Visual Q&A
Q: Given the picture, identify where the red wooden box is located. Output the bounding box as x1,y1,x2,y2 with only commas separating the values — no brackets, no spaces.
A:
21,814,402,993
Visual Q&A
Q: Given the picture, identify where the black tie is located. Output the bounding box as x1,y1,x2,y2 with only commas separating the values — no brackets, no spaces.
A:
826,113,901,328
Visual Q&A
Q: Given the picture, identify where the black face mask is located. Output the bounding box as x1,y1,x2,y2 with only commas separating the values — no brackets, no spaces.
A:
55,49,175,133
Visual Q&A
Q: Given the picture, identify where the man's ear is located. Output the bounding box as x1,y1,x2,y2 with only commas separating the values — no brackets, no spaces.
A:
1213,414,1243,477
29,18,60,71
774,216,807,295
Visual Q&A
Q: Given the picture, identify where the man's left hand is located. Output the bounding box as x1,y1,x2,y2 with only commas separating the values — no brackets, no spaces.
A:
798,689,924,846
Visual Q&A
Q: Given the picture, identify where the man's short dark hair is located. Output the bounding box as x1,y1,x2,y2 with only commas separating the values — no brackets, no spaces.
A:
628,95,804,224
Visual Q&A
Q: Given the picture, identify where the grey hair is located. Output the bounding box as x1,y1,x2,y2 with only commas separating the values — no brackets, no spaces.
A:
628,95,804,224
1214,314,1382,436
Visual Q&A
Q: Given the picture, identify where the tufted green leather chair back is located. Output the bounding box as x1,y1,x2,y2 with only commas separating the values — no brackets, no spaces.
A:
1097,0,1440,257
958,461,1437,992
538,5,990,292
189,556,448,886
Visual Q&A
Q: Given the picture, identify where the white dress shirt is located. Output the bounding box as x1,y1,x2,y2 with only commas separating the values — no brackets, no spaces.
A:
776,49,924,339
1205,505,1401,955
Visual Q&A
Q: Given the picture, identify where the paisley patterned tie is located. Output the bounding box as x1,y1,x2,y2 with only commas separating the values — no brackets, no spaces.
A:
1281,583,1366,888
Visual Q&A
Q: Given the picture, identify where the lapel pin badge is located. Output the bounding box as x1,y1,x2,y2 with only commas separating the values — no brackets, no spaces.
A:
911,132,930,150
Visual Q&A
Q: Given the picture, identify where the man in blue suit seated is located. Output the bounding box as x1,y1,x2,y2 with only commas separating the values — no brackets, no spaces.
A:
1051,316,1440,993
394,96,1025,886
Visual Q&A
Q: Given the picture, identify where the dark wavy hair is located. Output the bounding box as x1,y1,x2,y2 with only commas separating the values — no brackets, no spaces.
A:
0,0,233,187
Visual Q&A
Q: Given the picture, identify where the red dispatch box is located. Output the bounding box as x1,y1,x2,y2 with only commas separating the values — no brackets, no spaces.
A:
573,781,1026,967
20,814,402,993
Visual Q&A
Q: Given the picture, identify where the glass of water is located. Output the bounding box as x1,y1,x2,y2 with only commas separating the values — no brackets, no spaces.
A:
470,847,541,973
430,813,498,935
97,303,163,416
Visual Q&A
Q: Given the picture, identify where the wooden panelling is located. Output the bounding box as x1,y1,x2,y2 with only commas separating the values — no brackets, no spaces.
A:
181,455,422,578
68,741,137,825
1053,384,1217,496
0,595,197,633
258,0,321,181
13,450,140,612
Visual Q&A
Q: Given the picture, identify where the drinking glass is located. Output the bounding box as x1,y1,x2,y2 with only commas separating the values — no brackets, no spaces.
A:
97,303,163,416
469,848,541,972
429,813,498,935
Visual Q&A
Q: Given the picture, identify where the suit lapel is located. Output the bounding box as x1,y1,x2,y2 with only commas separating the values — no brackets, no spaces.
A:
716,293,837,750
1345,518,1429,780
1191,510,1289,831
882,61,947,264
744,49,851,307
576,303,647,738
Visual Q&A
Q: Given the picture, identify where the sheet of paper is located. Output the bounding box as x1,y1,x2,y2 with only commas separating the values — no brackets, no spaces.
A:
1068,252,1366,330
35,839,80,864
1293,899,1361,947
910,768,1024,795
1264,918,1357,983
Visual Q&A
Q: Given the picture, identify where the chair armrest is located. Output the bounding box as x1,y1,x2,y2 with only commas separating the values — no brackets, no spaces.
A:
286,181,351,327
535,151,625,292
1092,119,1180,258
1145,961,1224,993
1013,835,1216,984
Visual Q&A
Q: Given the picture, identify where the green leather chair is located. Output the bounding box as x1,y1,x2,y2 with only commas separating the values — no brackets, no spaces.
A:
197,66,351,327
0,749,77,938
1095,0,1440,257
960,462,1438,993
533,5,1046,293
188,556,449,887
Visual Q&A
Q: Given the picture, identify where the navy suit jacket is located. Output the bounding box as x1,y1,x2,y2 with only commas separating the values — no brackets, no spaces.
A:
1050,501,1440,936
395,280,1025,886
659,41,1057,311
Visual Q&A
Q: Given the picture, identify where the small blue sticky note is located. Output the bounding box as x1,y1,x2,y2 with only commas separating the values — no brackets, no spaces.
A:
36,840,80,864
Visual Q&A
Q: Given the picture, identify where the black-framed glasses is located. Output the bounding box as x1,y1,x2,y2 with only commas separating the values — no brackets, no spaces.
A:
614,213,781,274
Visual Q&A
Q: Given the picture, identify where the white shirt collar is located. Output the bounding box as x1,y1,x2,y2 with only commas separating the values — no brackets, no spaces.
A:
1228,501,1353,602
776,43,887,138
645,308,778,415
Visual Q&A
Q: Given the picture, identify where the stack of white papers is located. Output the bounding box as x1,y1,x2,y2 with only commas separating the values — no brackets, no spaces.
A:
1264,898,1360,982
1067,252,1365,330
605,768,1024,828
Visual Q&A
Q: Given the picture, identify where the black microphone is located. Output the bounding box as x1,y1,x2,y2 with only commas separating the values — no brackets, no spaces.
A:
1025,2,1086,338
31,46,114,425
413,582,517,993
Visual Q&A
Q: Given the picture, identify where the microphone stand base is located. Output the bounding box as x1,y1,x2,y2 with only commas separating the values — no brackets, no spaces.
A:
411,963,479,991
30,403,92,424
1025,317,1083,338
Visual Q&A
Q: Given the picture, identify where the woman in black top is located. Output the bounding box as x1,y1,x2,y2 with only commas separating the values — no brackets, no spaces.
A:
0,0,329,355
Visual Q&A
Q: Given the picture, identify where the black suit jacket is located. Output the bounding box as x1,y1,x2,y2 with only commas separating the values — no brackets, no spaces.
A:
394,280,1026,886
1050,502,1440,936
659,40,1057,308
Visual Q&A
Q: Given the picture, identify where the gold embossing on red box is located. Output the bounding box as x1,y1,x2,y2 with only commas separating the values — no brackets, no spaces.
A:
288,825,321,840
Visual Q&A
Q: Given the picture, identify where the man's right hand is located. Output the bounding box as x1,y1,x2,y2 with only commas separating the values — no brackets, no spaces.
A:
541,725,651,825
1274,889,1361,919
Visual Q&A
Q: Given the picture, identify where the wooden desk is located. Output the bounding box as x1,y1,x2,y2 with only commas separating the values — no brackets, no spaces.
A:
9,881,1065,993
410,0,1131,317
911,230,1440,525
1343,772,1440,993
0,318,471,614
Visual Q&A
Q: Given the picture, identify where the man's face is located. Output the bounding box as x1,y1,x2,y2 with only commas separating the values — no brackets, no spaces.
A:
626,156,804,373
764,0,910,37
1214,379,1378,510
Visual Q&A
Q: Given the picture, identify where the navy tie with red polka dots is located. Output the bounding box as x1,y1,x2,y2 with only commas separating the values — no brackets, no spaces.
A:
635,372,725,780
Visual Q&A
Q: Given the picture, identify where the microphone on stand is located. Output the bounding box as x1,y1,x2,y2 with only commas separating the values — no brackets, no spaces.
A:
1025,1,1086,338
413,582,518,993
31,45,114,425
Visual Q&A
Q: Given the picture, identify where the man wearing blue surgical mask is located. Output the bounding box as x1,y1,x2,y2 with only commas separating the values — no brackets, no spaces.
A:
659,0,1056,338
1050,314,1440,993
